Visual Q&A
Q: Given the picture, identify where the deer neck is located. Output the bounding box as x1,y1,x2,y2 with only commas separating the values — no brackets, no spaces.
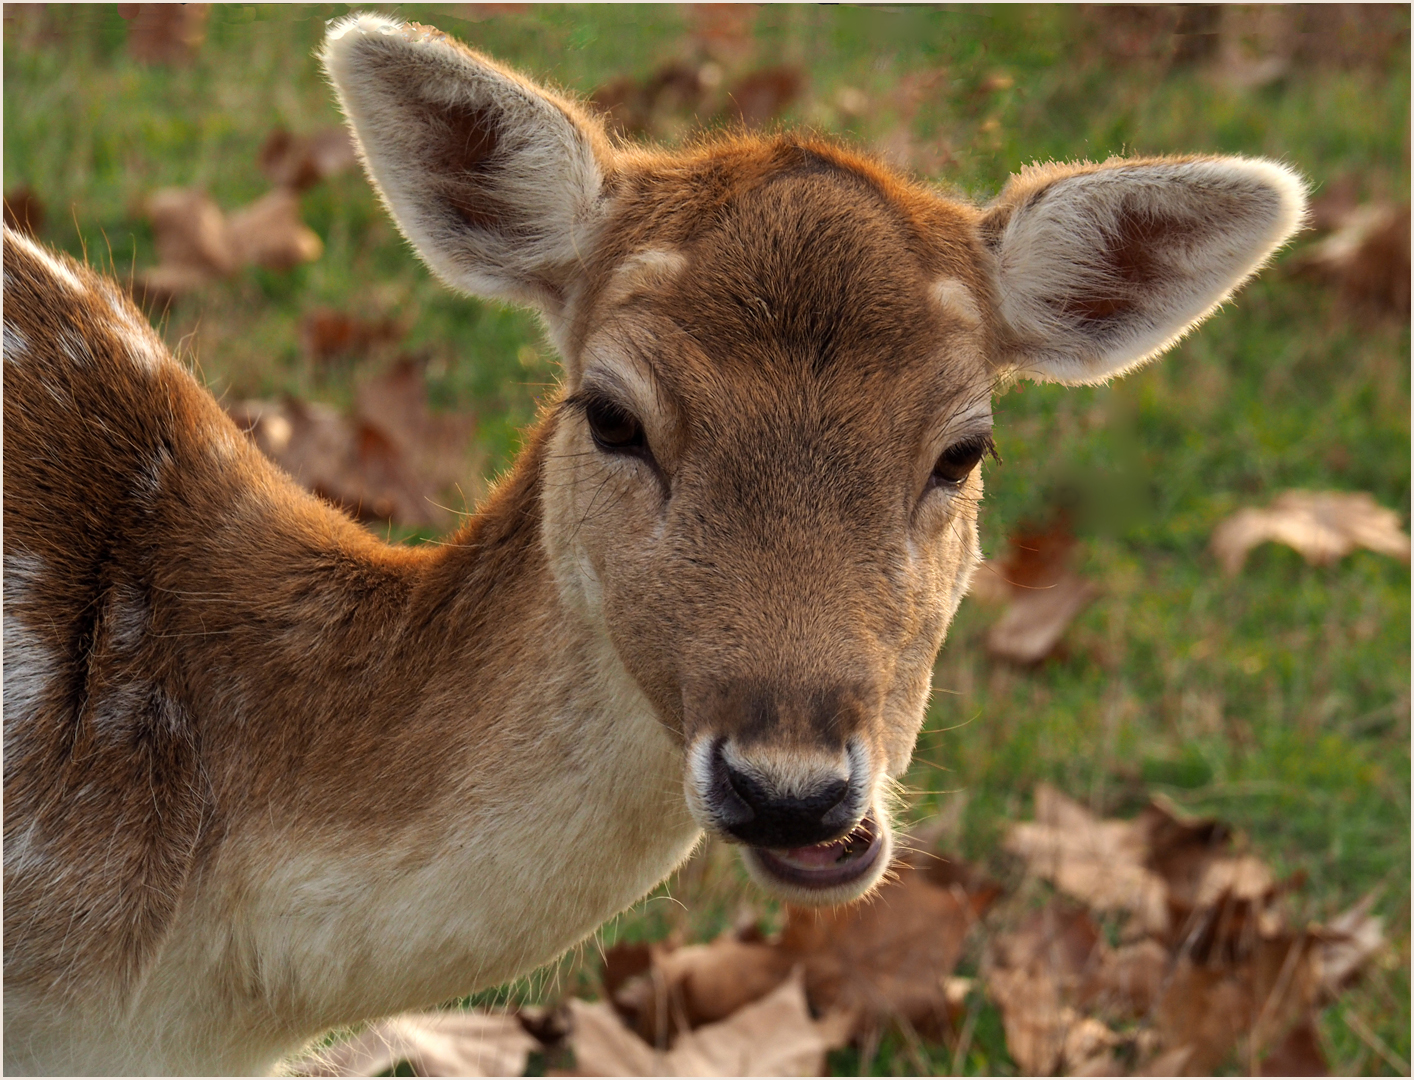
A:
135,415,700,1071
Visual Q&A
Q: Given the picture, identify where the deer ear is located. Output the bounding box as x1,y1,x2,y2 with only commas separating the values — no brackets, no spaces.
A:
322,14,610,312
980,157,1307,385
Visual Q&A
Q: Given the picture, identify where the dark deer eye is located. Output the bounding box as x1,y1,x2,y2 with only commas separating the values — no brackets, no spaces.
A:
584,396,647,454
930,434,995,489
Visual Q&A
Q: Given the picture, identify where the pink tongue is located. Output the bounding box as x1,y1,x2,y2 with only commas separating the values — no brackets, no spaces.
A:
775,838,850,870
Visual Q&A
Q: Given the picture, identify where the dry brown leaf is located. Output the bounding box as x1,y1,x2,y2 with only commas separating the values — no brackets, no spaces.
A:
1257,1018,1329,1076
228,188,325,270
591,62,715,140
301,308,405,365
612,933,792,1046
118,3,209,64
146,187,237,280
1134,1044,1194,1076
292,1009,538,1077
1004,784,1169,934
686,4,758,64
1291,201,1411,316
668,971,852,1076
1078,938,1169,1019
1312,891,1385,998
140,186,323,301
356,360,479,507
962,559,1015,607
228,397,444,528
567,998,660,1076
985,572,1100,665
1154,930,1321,1076
987,901,1111,1075
259,127,359,192
570,971,849,1077
3,186,45,238
1211,490,1411,576
723,66,804,128
980,515,1099,664
229,361,476,529
780,854,996,1039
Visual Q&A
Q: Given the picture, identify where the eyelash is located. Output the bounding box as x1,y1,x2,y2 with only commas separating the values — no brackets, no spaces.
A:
564,391,652,458
927,433,997,491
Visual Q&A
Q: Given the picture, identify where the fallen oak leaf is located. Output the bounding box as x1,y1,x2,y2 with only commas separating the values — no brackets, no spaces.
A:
1210,490,1411,575
228,396,447,529
227,188,324,271
985,572,1099,665
1311,890,1385,998
1290,201,1411,316
291,1009,539,1076
355,359,480,508
146,187,237,280
1004,784,1170,935
569,970,850,1076
1152,932,1321,1076
667,970,852,1076
779,850,997,1040
611,933,793,1047
981,512,1100,664
1256,1018,1329,1077
685,3,759,64
258,126,359,192
118,3,209,65
566,998,659,1076
721,65,804,128
301,308,405,365
985,900,1111,1076
140,186,323,299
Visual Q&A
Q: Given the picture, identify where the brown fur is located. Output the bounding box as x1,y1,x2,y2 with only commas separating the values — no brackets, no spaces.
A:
2,15,1304,1074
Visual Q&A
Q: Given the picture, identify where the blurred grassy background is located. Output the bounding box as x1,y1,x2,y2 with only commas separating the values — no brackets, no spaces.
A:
4,4,1409,1074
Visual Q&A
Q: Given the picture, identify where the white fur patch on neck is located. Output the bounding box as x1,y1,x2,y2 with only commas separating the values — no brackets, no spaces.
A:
3,552,57,756
931,278,982,328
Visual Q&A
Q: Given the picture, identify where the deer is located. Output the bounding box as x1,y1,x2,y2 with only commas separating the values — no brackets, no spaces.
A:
1,13,1306,1076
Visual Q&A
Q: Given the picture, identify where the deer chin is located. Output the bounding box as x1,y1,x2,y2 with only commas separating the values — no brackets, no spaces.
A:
740,808,892,905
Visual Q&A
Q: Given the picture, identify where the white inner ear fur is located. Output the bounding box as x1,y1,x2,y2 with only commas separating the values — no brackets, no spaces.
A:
322,13,607,312
992,157,1308,386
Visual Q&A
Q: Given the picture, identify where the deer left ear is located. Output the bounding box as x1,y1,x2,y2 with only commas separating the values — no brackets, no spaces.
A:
981,156,1308,385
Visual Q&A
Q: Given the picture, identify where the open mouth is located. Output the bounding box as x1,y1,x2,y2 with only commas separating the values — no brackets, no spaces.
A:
749,810,884,890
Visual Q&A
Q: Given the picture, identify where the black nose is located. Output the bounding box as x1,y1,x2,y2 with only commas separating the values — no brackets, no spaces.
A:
707,742,851,848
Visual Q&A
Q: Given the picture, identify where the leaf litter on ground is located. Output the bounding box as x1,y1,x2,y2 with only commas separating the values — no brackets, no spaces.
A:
295,786,1386,1075
229,359,478,531
998,784,1388,1076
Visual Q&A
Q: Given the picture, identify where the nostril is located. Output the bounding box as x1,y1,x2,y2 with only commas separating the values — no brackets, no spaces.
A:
709,743,854,848
707,740,755,828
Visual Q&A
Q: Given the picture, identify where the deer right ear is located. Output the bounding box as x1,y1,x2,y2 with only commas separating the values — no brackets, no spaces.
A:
322,14,610,312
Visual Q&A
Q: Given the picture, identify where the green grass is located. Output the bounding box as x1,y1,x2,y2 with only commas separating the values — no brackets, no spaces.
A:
5,5,1409,1074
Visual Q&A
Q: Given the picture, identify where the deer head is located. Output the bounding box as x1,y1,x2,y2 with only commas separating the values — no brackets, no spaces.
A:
323,15,1305,904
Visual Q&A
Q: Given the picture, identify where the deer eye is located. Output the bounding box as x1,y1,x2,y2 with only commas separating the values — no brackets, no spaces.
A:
929,434,994,490
584,396,647,454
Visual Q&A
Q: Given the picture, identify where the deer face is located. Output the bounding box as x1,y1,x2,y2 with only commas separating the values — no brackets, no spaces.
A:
324,15,1305,903
540,165,997,900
